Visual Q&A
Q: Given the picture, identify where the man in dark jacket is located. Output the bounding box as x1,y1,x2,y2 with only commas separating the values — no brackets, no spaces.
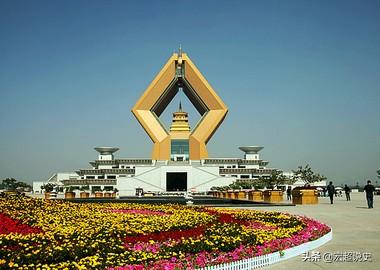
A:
364,180,375,208
327,181,335,204
344,184,351,201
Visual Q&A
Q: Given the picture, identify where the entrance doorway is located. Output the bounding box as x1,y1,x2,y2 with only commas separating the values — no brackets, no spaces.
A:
166,172,187,191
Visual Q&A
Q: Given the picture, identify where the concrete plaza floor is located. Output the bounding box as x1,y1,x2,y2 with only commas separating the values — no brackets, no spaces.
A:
239,192,379,270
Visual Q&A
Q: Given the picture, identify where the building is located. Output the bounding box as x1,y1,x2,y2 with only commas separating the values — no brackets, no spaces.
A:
33,172,77,193
36,49,279,196
58,143,277,196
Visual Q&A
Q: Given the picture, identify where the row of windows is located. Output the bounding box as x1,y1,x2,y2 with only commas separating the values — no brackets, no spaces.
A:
219,165,246,169
81,175,117,180
220,174,259,179
111,165,135,169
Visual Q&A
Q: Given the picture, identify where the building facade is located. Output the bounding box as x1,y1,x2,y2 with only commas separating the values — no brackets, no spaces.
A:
56,144,277,196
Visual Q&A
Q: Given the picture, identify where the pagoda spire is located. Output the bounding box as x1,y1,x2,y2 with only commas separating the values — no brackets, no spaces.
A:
179,101,182,112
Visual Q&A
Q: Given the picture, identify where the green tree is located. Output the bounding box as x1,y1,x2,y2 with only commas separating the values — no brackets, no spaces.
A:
1,178,31,191
292,164,326,184
41,183,56,192
261,171,288,189
1,178,17,190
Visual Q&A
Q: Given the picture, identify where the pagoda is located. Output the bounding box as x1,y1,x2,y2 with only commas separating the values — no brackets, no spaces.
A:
170,102,191,132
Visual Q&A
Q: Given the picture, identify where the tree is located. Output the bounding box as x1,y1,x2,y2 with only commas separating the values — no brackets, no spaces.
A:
261,171,287,189
1,178,32,191
1,178,18,190
41,183,56,192
292,164,326,184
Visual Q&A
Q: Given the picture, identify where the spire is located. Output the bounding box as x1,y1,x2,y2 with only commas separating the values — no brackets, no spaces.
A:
179,44,182,56
179,101,182,112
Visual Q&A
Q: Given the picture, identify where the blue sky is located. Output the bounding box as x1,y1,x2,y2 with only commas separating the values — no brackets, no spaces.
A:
0,0,379,186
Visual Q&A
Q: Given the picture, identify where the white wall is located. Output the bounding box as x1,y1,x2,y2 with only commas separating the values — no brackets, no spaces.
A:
33,181,46,193
117,165,235,196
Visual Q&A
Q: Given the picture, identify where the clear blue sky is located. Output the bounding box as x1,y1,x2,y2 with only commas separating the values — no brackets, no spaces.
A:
1,0,379,186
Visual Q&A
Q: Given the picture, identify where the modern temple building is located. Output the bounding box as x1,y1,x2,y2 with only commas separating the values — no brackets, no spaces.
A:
36,49,279,196
59,143,277,196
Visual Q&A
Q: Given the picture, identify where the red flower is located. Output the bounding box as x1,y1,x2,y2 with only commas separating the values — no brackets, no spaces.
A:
0,213,42,235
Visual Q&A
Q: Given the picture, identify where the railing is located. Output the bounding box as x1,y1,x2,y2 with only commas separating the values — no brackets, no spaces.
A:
77,169,135,176
239,160,264,165
197,231,332,270
204,159,241,164
94,159,152,165
219,168,277,174
61,179,117,185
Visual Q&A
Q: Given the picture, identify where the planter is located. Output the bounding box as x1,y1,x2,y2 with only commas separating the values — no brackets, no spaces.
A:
64,192,75,199
292,189,319,204
104,192,113,198
227,191,234,199
263,190,283,203
248,190,263,201
80,192,90,199
236,191,246,200
95,192,104,198
44,192,55,200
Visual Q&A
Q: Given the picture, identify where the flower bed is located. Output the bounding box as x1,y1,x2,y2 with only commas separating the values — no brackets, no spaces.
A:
0,197,331,269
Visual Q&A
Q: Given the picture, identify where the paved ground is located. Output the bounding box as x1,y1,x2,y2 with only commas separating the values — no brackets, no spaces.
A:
234,192,379,270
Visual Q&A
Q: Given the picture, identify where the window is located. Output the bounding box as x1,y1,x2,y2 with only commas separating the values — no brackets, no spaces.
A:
170,140,189,161
107,175,116,179
92,186,101,192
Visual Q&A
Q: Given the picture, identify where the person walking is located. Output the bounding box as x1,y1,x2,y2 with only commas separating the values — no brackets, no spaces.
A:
286,186,292,200
327,181,335,204
344,184,351,201
364,180,375,208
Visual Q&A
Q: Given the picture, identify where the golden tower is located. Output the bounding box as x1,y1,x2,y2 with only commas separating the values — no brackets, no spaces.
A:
132,49,228,160
170,102,191,133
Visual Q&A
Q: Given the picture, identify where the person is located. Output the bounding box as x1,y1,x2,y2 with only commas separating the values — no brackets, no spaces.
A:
364,180,375,208
286,186,292,200
326,181,335,204
344,184,351,201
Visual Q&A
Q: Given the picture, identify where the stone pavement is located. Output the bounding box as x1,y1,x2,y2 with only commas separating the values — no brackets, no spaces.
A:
236,192,380,270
